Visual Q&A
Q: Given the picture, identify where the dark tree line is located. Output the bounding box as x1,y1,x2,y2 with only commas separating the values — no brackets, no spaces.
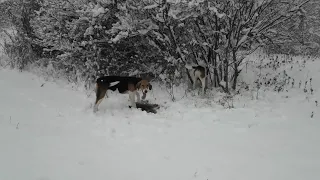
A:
0,0,318,92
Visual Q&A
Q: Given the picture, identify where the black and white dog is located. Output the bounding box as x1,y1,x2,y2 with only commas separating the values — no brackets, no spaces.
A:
94,76,152,112
185,64,207,94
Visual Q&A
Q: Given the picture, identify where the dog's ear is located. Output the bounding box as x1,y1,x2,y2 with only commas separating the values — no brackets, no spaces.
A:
136,81,141,89
149,83,152,90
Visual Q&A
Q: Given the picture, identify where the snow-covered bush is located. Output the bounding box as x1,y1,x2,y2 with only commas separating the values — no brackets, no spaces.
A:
0,0,38,68
265,0,320,56
2,0,319,95
110,0,313,93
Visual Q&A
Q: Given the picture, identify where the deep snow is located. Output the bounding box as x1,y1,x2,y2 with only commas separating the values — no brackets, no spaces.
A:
0,61,320,180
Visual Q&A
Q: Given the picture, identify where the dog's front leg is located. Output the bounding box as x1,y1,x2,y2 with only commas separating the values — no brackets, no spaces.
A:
136,91,141,103
129,91,137,108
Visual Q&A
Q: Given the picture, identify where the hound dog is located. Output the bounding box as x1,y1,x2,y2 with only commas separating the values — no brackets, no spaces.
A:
185,64,207,94
93,76,152,112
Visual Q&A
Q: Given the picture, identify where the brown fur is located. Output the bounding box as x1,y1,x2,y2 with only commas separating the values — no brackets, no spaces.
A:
136,79,151,93
94,83,109,112
128,83,136,91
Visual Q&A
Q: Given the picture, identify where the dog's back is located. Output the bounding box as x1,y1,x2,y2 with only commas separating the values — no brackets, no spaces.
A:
111,77,142,93
186,65,206,83
96,76,142,93
191,65,206,78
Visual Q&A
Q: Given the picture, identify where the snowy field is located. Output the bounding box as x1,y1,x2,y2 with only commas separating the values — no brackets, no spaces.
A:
1,38,320,179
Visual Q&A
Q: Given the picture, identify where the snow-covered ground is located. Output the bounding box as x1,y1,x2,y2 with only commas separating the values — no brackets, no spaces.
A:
0,60,320,180
1,32,320,179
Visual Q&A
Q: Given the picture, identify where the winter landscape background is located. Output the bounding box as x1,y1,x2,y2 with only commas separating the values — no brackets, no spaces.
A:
1,0,320,180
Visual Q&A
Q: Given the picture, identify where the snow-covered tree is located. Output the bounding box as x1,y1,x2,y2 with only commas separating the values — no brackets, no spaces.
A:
216,0,311,90
267,0,320,55
30,0,123,83
111,0,311,92
3,0,317,93
1,0,41,69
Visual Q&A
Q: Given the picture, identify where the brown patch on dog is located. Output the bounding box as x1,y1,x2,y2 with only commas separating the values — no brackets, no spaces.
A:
95,98,104,108
136,80,151,92
95,83,99,93
128,83,136,92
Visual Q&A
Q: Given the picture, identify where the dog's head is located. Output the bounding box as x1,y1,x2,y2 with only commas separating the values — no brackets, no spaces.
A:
136,79,152,95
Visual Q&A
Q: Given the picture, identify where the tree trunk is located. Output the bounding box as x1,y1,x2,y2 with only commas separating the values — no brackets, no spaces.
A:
231,50,239,90
219,59,223,85
224,50,229,90
213,52,218,87
213,15,221,88
206,47,214,86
